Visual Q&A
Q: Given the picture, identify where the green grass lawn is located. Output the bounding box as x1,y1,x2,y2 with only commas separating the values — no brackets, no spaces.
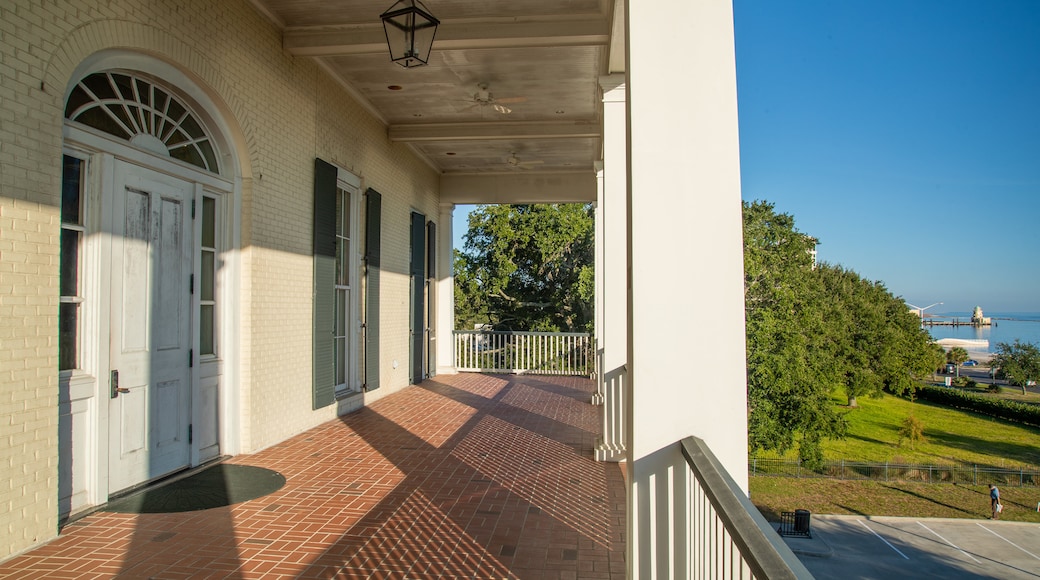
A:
750,477,1040,523
757,391,1040,468
750,388,1040,522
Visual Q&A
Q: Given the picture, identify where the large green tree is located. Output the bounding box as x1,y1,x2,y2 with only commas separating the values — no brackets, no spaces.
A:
454,204,594,332
990,340,1040,395
814,264,942,407
743,201,942,466
743,201,846,465
946,346,970,378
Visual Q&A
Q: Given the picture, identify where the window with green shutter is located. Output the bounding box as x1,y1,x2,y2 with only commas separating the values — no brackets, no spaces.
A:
312,159,338,409
313,160,365,408
410,212,426,385
364,189,382,392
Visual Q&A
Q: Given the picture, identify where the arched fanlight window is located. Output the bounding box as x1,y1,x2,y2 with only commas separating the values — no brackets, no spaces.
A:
65,71,219,173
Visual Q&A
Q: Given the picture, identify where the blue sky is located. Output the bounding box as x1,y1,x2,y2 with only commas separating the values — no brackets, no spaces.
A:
734,0,1040,314
455,1,1040,315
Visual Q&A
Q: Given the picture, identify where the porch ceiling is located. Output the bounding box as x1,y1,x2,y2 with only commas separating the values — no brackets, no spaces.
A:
249,0,623,196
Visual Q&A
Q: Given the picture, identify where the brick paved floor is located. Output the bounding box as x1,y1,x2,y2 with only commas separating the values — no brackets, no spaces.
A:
0,374,626,579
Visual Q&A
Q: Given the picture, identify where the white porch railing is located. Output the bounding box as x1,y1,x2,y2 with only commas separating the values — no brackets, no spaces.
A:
682,437,814,579
453,330,593,376
595,364,627,461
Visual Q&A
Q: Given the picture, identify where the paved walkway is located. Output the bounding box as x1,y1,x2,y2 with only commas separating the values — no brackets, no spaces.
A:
781,514,1040,579
0,374,626,579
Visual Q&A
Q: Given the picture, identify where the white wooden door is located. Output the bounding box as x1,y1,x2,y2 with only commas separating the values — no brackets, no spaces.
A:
108,162,193,493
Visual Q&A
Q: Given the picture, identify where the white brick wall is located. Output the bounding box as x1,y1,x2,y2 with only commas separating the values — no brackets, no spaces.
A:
0,0,443,559
1,0,67,555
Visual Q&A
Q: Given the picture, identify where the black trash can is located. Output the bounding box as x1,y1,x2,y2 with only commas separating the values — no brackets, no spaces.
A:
794,509,811,533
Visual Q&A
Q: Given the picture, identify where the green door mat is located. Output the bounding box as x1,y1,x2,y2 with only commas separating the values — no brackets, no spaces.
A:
105,464,286,513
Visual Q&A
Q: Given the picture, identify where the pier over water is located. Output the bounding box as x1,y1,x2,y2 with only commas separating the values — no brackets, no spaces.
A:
922,319,991,327
921,305,994,327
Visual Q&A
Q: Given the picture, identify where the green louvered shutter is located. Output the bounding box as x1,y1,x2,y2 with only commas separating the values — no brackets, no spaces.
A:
426,221,436,376
426,221,436,280
364,188,382,391
312,159,337,409
410,212,426,384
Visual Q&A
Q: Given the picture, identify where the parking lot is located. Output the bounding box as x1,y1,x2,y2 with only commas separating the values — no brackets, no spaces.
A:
782,514,1040,579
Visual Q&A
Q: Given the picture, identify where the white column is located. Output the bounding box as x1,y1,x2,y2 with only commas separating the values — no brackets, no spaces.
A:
592,162,604,405
435,203,457,375
595,75,628,462
626,0,748,577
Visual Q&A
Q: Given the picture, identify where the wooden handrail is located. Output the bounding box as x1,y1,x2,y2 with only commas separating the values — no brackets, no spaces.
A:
681,436,815,579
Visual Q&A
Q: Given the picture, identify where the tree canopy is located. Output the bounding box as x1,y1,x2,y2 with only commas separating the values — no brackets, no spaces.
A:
813,264,943,408
743,201,843,465
946,347,970,365
454,204,594,332
991,339,1040,395
743,201,942,466
946,346,970,377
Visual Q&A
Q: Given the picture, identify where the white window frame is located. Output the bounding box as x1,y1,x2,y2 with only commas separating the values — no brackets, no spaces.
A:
197,192,221,360
334,169,363,395
59,149,99,386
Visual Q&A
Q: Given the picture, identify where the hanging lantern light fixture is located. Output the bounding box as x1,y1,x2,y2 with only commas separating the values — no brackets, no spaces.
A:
380,0,440,68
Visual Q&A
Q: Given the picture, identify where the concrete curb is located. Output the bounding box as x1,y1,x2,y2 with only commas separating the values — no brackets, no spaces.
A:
780,532,834,559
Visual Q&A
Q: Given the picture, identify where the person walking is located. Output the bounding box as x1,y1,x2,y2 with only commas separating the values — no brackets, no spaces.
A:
989,484,1001,519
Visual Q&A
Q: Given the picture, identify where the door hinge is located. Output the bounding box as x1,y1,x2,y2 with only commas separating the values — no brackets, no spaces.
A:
188,424,193,444
188,349,194,368
191,198,196,219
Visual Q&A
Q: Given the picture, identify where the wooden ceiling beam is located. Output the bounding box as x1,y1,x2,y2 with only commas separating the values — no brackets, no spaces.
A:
284,17,609,56
389,120,601,142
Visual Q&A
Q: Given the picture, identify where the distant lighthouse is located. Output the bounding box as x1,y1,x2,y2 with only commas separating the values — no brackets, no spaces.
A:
971,306,992,326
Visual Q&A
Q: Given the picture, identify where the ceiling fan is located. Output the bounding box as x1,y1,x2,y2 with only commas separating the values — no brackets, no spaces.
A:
506,152,544,170
468,83,526,115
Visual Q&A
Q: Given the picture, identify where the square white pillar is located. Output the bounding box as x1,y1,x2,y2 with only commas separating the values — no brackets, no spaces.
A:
626,0,749,575
436,203,457,375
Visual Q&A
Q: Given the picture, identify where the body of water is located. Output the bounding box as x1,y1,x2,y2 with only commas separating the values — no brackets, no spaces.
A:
924,312,1040,353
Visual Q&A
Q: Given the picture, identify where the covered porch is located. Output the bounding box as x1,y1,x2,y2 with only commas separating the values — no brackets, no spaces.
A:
0,0,811,575
1,374,627,578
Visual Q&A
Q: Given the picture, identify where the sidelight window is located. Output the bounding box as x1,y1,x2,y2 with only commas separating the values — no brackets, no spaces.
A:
59,155,87,371
199,195,218,356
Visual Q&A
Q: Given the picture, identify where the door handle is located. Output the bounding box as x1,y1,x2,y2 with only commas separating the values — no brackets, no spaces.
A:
110,370,130,398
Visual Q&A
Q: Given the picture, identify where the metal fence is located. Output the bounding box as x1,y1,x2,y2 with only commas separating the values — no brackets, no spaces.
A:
750,457,1040,487
453,330,593,376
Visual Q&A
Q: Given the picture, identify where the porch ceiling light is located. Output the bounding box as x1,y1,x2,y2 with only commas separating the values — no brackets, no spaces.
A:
380,0,439,68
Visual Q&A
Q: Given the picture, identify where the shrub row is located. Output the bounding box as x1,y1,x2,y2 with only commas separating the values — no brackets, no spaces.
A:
913,385,1040,429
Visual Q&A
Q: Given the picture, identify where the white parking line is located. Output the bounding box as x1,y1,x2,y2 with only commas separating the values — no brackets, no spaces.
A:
977,522,1040,561
917,521,981,564
857,519,910,559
